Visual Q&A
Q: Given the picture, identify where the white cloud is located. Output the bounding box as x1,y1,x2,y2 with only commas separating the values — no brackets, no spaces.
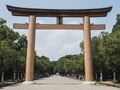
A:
59,40,81,54
35,20,84,61
47,30,67,42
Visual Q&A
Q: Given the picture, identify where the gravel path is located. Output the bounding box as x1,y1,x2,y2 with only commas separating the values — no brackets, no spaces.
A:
1,75,120,90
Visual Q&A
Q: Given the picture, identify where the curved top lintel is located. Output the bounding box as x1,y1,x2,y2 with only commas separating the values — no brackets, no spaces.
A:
7,5,112,17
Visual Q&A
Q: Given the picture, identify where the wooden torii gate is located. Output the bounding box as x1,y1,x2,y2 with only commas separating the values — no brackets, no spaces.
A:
7,5,112,84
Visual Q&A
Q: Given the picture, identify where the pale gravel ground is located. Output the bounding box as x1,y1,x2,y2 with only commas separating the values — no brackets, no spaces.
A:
1,75,120,90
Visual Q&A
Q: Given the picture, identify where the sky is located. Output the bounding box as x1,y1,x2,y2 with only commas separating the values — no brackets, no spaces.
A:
0,0,120,61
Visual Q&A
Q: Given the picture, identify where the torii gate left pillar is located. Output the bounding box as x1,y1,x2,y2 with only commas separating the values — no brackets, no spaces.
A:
25,15,36,83
7,5,112,84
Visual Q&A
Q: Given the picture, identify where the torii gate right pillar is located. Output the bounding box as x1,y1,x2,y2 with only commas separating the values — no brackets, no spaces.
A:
83,16,94,82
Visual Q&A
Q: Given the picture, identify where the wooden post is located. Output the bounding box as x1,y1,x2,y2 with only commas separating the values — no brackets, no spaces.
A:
83,16,94,84
57,16,63,24
24,15,36,84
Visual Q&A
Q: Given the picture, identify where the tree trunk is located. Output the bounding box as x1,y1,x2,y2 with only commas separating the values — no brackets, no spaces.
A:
17,73,19,81
22,72,25,80
20,73,23,80
100,72,103,82
1,71,4,83
13,72,16,81
113,72,116,82
95,73,98,81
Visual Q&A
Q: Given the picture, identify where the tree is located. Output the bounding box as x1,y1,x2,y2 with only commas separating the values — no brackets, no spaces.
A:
0,18,27,82
112,14,120,33
0,18,20,82
106,14,120,82
55,54,84,79
35,55,52,78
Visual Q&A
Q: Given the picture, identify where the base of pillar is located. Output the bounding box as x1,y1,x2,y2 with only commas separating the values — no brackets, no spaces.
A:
23,81,35,85
82,81,96,85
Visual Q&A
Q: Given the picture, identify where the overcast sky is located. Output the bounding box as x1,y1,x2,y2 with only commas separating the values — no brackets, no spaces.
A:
0,0,120,61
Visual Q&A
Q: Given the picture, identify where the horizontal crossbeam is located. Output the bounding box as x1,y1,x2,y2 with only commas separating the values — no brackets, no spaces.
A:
7,5,112,17
13,23,105,30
